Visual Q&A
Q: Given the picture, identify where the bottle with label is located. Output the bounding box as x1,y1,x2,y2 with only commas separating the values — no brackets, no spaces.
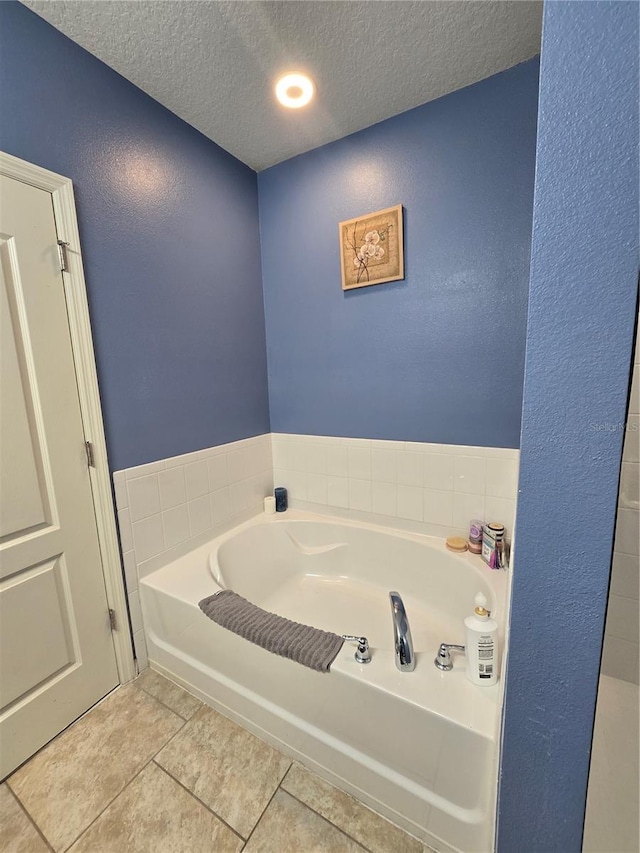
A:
481,523,505,568
464,592,498,685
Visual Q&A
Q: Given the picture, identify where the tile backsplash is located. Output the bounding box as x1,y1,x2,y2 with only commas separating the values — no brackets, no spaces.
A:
272,434,519,541
114,431,520,669
113,433,273,669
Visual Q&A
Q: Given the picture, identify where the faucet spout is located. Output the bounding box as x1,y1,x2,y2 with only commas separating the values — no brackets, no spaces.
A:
389,591,416,672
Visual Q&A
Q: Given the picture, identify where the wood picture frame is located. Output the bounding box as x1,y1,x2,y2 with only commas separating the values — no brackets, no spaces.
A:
339,204,404,291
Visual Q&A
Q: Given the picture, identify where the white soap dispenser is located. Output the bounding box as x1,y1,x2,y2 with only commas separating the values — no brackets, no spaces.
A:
464,592,499,685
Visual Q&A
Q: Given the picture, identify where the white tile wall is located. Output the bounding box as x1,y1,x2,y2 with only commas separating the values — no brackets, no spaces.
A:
114,431,520,672
272,434,519,541
159,466,187,509
113,433,273,670
603,321,640,685
133,630,148,671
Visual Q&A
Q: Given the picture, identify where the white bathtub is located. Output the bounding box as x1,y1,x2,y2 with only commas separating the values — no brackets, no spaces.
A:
139,510,508,853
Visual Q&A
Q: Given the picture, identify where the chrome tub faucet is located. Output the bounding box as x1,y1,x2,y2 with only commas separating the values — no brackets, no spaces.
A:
389,591,416,672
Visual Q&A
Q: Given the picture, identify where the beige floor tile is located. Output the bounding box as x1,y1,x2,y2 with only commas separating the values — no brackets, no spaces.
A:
584,675,639,853
244,789,367,853
135,669,202,720
69,761,241,853
282,763,422,853
0,784,49,853
156,704,290,838
8,684,183,852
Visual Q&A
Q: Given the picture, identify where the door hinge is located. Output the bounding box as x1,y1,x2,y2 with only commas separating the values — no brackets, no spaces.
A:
109,608,118,631
57,240,70,273
85,440,96,468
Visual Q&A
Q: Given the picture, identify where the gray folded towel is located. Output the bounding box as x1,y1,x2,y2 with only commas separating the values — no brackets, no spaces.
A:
198,590,344,672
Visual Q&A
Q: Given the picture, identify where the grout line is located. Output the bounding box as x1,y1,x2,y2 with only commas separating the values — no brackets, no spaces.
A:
280,762,423,853
5,683,123,783
58,755,162,852
239,764,291,852
143,687,294,849
143,688,411,851
146,709,198,766
279,762,294,789
278,786,376,853
151,760,246,845
133,676,202,722
58,720,190,853
5,784,55,852
4,684,127,848
58,698,191,851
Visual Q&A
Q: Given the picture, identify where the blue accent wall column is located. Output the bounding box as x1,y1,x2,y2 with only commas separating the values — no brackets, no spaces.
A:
498,3,639,851
0,3,270,471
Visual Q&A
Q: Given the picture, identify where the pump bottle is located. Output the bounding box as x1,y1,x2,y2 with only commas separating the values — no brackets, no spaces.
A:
464,592,498,685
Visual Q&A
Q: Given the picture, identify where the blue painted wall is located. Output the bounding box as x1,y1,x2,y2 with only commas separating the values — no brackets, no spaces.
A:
498,3,639,851
258,59,539,447
2,2,638,847
0,2,270,471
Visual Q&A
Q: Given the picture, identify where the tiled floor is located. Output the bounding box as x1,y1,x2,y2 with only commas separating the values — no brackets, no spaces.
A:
1,669,426,853
583,674,639,853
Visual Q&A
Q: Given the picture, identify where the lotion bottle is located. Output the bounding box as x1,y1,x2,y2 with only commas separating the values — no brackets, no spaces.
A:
464,592,498,685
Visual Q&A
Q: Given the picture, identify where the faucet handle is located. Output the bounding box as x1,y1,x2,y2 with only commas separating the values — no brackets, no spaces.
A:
342,635,372,664
434,642,466,671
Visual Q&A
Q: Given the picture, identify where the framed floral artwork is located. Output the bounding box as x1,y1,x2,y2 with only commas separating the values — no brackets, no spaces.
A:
339,204,404,291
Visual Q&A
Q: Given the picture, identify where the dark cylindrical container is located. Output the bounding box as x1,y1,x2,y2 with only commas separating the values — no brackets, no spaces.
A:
274,487,288,512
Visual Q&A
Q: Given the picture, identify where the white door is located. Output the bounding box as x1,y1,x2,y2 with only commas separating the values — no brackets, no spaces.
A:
0,174,119,779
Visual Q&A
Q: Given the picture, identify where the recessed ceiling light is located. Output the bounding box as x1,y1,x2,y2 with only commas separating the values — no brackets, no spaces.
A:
275,73,314,109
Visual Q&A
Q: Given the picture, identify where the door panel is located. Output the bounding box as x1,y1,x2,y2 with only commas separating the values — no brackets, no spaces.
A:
0,239,48,538
0,175,119,778
0,556,76,708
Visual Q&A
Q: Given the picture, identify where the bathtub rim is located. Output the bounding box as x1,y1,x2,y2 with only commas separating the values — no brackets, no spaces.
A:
139,508,509,735
208,508,508,609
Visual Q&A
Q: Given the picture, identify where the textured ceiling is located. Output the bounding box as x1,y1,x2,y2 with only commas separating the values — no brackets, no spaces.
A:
24,1,542,171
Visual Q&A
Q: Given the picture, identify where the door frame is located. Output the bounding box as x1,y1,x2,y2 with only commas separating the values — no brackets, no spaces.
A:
0,151,136,683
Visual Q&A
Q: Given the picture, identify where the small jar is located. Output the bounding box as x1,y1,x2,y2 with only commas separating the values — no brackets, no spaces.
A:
469,519,483,554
